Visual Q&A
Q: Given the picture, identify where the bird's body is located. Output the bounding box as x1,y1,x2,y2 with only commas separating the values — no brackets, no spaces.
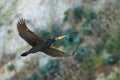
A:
17,19,73,57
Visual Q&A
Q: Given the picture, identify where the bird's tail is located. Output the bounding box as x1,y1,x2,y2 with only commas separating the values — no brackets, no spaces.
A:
21,51,30,56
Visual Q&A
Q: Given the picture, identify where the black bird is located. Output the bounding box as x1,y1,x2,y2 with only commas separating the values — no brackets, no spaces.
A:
17,19,74,57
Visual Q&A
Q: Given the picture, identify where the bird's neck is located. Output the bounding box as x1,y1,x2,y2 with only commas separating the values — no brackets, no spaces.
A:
45,38,56,45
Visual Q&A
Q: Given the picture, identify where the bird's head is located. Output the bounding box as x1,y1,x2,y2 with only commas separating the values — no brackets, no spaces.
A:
45,35,66,45
55,35,66,40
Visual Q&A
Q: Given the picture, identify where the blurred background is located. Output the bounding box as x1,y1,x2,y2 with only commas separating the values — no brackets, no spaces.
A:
0,0,120,80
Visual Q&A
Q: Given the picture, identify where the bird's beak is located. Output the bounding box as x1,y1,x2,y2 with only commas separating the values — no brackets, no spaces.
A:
55,35,66,40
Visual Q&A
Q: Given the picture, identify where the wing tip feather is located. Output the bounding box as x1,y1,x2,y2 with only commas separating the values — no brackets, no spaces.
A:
17,18,26,26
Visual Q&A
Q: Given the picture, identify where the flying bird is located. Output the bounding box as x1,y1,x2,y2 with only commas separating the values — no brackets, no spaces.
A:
17,19,74,57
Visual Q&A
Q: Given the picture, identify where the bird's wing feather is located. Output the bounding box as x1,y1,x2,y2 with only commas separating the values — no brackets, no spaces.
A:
17,19,45,46
43,46,70,57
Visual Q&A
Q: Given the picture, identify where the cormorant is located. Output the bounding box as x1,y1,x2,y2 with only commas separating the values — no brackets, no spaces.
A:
17,19,74,57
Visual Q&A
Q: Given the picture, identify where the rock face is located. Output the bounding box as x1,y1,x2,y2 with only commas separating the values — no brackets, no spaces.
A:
0,0,109,80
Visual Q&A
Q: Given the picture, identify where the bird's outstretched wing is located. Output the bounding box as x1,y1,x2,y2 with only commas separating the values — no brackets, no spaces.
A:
17,19,45,46
43,46,72,57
